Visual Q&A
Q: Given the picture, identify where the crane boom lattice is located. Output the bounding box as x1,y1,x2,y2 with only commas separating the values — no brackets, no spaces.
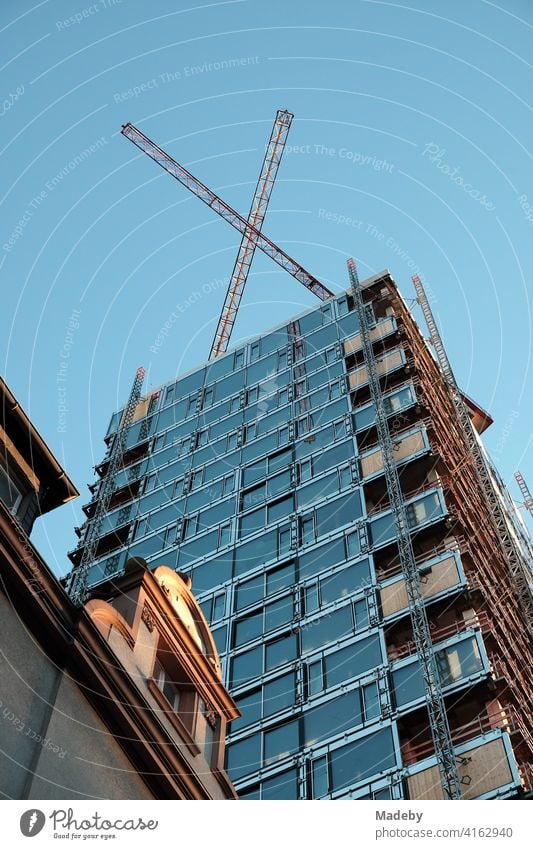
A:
348,259,463,800
67,367,146,605
412,275,533,636
210,110,293,359
121,122,333,302
515,471,533,517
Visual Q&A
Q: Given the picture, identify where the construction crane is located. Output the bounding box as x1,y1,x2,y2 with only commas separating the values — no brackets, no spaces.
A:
348,259,463,800
67,367,146,605
121,122,334,309
515,471,533,518
412,274,533,637
209,109,293,359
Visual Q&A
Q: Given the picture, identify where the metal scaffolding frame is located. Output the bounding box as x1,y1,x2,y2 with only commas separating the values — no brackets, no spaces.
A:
348,258,463,800
412,274,533,637
67,367,146,605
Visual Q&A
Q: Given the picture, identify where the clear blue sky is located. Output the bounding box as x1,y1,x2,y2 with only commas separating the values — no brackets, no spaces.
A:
1,0,532,575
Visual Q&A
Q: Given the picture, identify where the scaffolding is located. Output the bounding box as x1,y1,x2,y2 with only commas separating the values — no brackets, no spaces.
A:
347,259,463,800
67,367,145,605
516,471,533,519
412,275,533,637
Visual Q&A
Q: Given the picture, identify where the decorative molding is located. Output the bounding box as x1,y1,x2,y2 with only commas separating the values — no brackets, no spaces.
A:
141,603,156,633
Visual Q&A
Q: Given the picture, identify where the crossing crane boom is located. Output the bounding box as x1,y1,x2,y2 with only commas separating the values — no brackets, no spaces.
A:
209,109,293,359
121,122,334,304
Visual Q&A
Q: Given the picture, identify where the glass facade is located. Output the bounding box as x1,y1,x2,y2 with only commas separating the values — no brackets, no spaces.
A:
76,284,514,800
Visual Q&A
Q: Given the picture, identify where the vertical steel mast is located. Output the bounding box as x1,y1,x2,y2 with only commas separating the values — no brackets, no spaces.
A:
413,274,533,637
348,259,462,800
209,110,293,359
67,367,146,605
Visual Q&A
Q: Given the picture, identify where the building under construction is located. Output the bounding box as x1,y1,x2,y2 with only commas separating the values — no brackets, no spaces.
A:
66,113,533,800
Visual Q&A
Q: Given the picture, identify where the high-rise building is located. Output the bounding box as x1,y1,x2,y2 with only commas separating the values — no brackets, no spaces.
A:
69,269,533,800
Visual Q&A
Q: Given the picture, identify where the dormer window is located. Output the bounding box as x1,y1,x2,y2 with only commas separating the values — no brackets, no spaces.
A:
153,658,181,711
0,458,23,514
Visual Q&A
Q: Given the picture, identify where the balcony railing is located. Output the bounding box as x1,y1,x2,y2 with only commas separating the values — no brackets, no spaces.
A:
401,703,515,766
388,609,490,660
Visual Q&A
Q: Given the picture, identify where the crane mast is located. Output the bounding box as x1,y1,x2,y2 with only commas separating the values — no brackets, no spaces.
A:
412,274,533,637
121,122,334,303
348,258,463,800
67,367,146,605
209,109,293,359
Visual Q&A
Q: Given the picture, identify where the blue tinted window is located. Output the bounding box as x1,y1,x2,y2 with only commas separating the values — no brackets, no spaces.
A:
315,491,362,537
330,727,395,792
299,536,345,581
231,646,262,686
235,611,263,647
234,530,278,576
263,672,295,717
320,560,371,605
226,735,261,781
325,634,382,688
265,634,297,671
264,719,299,766
262,767,298,800
236,573,264,610
234,691,261,732
266,562,296,595
191,551,233,592
301,606,353,655
304,691,361,746
265,595,293,632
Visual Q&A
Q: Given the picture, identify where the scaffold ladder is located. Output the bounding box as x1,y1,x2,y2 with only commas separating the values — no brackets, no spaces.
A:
66,367,146,605
348,258,463,800
412,275,533,637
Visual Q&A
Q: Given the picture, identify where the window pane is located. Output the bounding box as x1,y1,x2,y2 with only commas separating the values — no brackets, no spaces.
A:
263,672,295,717
325,634,383,688
315,491,362,537
307,660,323,697
392,659,425,707
362,682,380,720
301,606,353,656
320,560,371,605
234,530,278,576
299,537,346,581
266,562,295,595
268,495,294,524
235,611,263,647
231,646,262,687
240,508,264,538
354,599,369,631
233,690,262,731
236,574,264,610
265,595,293,632
330,727,395,792
211,625,227,656
304,691,361,746
265,634,297,671
226,735,261,781
264,720,299,765
262,767,298,800
312,757,329,798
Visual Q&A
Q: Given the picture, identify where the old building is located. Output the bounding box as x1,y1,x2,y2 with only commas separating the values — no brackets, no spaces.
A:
0,377,238,799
